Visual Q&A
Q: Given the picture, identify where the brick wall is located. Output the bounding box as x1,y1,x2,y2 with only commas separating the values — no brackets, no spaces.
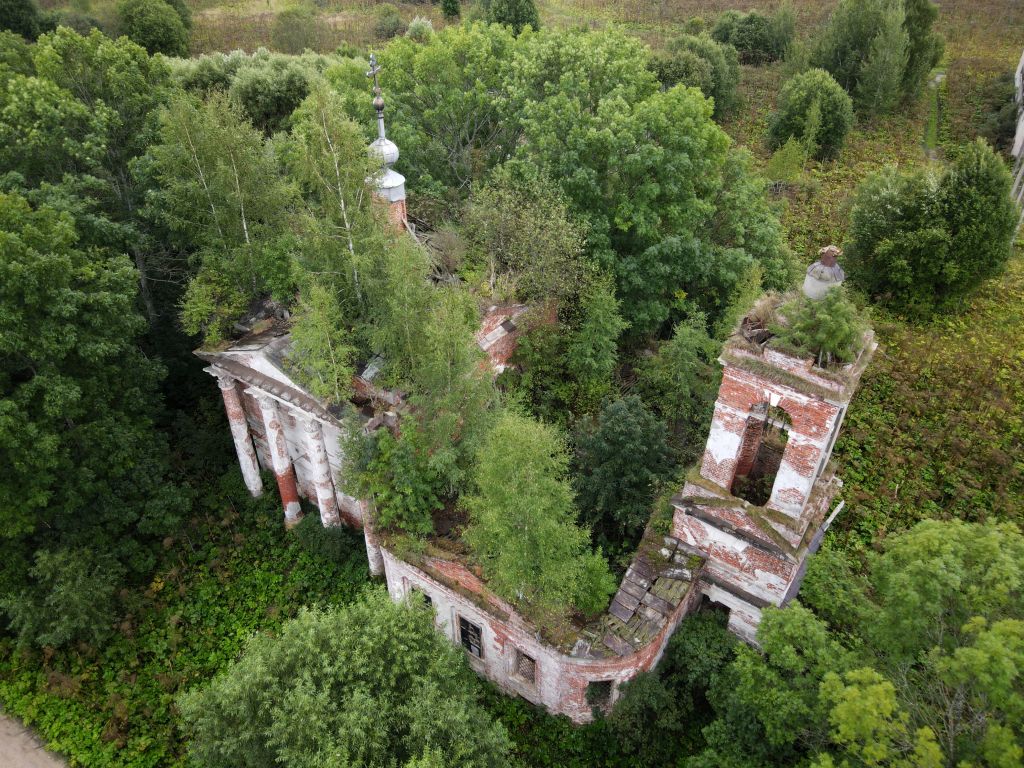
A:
381,550,704,723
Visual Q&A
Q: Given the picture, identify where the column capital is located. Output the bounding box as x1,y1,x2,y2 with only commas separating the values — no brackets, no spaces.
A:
216,373,236,390
302,417,321,435
257,394,277,412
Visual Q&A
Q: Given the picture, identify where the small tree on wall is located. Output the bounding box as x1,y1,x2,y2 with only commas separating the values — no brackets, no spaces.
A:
774,288,868,367
463,411,615,620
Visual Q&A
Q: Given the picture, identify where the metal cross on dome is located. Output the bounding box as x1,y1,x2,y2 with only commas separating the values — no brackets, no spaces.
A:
366,53,387,141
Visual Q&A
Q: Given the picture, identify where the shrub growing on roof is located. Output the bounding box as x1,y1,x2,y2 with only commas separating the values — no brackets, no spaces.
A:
769,68,853,159
774,287,869,367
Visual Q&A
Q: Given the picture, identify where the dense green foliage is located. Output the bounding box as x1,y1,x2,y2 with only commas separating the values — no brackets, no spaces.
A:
0,190,185,590
270,4,316,54
464,411,615,622
441,0,459,20
635,315,720,458
486,0,539,35
694,519,1024,767
774,288,869,366
711,6,794,64
769,68,854,159
0,9,1021,768
357,429,441,535
117,0,190,57
812,0,942,113
0,474,370,766
846,139,1016,315
659,32,740,118
574,396,677,553
180,587,513,767
500,280,627,423
0,0,40,39
461,167,587,301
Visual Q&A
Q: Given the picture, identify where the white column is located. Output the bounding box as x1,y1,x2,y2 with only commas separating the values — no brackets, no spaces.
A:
303,418,341,527
362,500,385,577
257,395,303,527
216,375,263,497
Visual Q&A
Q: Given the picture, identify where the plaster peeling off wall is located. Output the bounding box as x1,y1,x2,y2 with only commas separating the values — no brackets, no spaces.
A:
380,550,704,723
674,515,791,605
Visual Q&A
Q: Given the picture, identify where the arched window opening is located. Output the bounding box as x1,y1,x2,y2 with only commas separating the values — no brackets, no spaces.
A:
731,403,790,506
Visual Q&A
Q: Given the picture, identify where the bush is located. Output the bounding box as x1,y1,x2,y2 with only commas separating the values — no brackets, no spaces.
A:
2,548,124,649
0,0,41,39
0,28,32,74
663,33,740,117
117,0,189,56
769,68,853,159
711,5,794,64
441,0,459,20
846,139,1016,315
486,0,539,34
228,54,312,133
41,9,101,34
405,15,433,42
271,4,317,54
812,0,942,113
373,3,403,40
774,287,869,366
650,47,714,93
165,0,191,28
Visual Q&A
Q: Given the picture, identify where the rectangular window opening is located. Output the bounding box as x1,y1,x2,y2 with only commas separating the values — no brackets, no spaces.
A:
410,587,433,610
459,616,483,658
586,680,614,710
513,649,537,685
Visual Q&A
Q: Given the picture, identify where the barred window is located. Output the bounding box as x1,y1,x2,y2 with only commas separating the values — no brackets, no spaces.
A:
513,649,537,684
459,616,483,658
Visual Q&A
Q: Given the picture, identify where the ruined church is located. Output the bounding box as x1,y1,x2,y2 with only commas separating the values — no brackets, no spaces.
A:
196,60,875,723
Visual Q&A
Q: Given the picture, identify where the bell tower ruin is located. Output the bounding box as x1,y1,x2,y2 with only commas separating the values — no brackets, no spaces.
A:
672,247,875,642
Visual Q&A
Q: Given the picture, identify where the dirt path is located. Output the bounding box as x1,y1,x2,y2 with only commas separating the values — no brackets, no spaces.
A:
0,715,66,768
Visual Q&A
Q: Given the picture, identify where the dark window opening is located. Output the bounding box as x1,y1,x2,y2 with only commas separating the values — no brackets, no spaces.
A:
411,588,432,610
699,594,731,622
731,403,790,506
513,649,537,684
459,616,483,658
586,680,614,711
